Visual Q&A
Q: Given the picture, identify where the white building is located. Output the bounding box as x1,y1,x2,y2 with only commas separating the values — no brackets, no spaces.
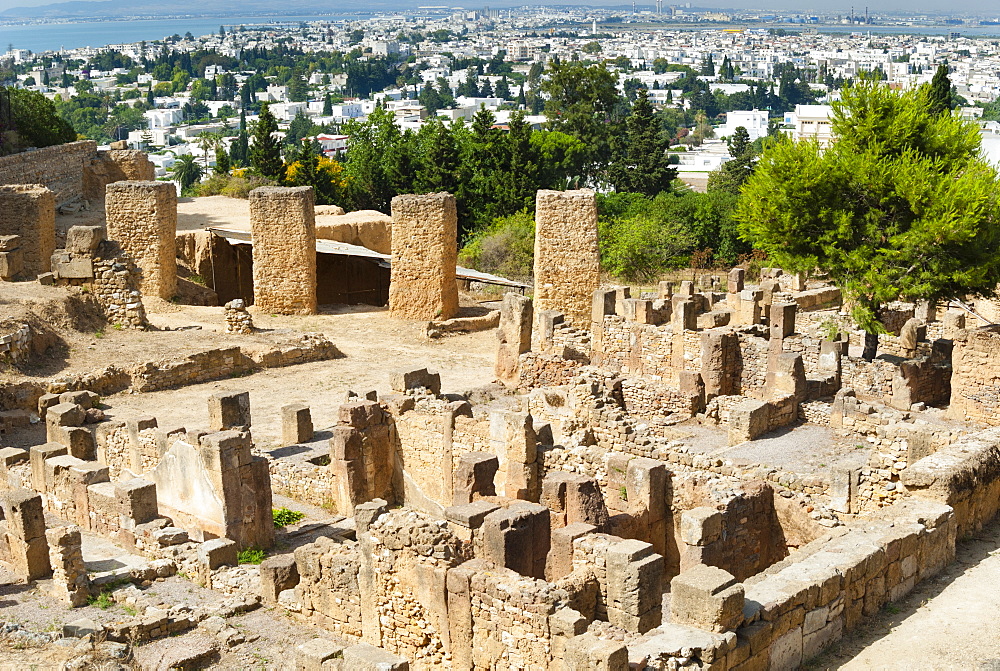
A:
145,108,185,129
783,104,834,146
716,110,769,141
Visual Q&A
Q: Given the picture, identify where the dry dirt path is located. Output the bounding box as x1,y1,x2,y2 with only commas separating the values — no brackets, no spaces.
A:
811,514,1000,670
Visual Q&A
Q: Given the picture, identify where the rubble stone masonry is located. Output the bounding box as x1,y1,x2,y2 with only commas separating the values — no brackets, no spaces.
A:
0,140,95,206
533,190,600,327
389,192,459,321
105,181,177,300
249,186,318,315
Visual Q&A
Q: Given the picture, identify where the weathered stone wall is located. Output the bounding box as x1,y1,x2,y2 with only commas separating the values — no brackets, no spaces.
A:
0,140,96,206
0,184,55,275
533,190,599,327
948,327,1000,426
105,181,177,300
388,192,458,321
249,186,317,315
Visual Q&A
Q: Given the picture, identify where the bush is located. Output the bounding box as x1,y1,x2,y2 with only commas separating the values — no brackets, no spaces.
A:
273,507,305,528
237,546,267,564
194,172,277,199
459,210,535,281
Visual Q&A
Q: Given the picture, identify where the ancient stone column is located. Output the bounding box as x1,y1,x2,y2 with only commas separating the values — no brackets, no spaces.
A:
0,184,55,276
533,190,599,328
249,186,317,315
105,180,177,299
389,192,458,321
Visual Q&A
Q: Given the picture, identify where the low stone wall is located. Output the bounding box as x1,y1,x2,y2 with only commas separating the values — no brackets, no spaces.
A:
0,322,33,366
0,141,96,207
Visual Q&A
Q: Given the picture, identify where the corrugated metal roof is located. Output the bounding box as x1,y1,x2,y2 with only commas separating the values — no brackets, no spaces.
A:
207,226,528,289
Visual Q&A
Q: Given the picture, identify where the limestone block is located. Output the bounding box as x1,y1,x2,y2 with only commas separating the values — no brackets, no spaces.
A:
674,299,698,331
0,234,20,251
105,181,177,299
281,403,313,446
899,318,927,353
548,522,596,580
606,539,663,633
728,399,770,445
537,309,565,349
389,192,458,321
623,298,654,324
0,249,23,279
30,442,67,491
207,391,251,431
260,554,300,604
680,507,723,546
389,367,441,395
728,268,745,293
770,302,797,339
481,502,550,579
534,190,599,326
116,478,158,524
0,184,55,276
294,639,346,671
658,280,674,299
46,402,85,427
199,538,238,570
670,565,744,633
342,643,409,671
564,633,629,671
45,526,89,607
0,447,28,472
496,293,533,385
942,311,965,338
452,452,499,506
592,288,617,324
60,390,99,409
65,225,105,255
249,186,317,315
701,330,740,398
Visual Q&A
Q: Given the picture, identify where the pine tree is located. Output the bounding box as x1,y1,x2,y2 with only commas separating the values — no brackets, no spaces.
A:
607,89,676,196
928,63,952,116
414,118,459,194
707,126,755,195
249,104,283,179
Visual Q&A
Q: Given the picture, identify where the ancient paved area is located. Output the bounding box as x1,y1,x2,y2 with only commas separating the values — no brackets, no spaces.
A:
815,515,1000,670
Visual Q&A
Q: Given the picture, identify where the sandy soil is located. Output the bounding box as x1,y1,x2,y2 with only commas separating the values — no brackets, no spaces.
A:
177,195,251,232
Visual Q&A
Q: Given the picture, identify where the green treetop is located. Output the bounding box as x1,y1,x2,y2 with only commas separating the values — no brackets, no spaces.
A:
249,104,283,179
737,80,1000,359
607,89,676,196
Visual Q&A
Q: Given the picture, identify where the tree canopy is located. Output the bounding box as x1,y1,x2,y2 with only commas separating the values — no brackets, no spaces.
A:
737,80,1000,358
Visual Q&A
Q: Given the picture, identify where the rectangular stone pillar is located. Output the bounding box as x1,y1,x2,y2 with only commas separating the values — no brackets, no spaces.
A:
0,184,55,276
701,329,740,399
480,502,550,579
770,302,797,339
208,391,251,431
606,539,663,633
669,565,744,633
105,181,177,299
0,489,51,580
389,192,458,320
281,403,313,445
495,293,533,388
727,267,745,293
249,186,317,315
534,190,599,327
45,526,90,607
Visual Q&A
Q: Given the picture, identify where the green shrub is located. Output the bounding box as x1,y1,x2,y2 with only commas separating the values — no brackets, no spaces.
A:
459,210,535,281
272,507,306,528
237,546,267,564
194,173,277,199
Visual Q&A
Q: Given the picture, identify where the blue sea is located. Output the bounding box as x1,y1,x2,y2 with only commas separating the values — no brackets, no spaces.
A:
0,14,368,53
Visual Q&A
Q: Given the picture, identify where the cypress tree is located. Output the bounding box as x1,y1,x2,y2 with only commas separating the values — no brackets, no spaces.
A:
607,89,676,196
928,64,952,115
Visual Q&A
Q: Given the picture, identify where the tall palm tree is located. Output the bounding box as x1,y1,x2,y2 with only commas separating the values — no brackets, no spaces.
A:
172,153,203,192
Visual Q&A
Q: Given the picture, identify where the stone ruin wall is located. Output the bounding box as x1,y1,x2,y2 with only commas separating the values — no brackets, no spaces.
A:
533,190,600,328
0,141,96,207
0,183,55,276
0,141,154,208
249,186,318,315
388,192,459,321
948,326,1000,426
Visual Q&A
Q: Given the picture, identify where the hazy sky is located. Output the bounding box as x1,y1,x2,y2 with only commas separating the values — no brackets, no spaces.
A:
1,0,998,18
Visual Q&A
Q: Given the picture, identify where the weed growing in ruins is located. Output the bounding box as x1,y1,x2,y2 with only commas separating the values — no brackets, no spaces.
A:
619,486,628,501
273,507,306,528
238,547,267,564
122,605,137,617
819,318,841,342
112,324,122,331
87,590,114,610
94,329,104,339
188,274,206,286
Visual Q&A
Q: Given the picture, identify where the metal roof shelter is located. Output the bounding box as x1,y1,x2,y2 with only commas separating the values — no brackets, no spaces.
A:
207,227,529,292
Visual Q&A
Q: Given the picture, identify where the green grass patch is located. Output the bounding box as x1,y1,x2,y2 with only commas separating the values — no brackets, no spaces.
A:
273,507,306,528
237,546,267,565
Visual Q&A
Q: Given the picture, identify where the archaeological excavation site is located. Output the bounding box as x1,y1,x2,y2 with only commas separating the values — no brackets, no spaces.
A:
2,142,1000,670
